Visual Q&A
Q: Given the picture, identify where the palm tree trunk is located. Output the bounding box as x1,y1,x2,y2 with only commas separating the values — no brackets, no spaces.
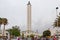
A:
0,24,1,30
2,25,5,40
10,35,11,40
4,25,5,35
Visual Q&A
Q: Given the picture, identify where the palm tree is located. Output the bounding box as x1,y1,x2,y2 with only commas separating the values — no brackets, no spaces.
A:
2,18,8,38
53,16,60,39
53,16,60,27
0,18,2,30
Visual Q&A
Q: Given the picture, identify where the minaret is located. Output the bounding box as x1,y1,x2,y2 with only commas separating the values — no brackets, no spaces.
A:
27,1,31,33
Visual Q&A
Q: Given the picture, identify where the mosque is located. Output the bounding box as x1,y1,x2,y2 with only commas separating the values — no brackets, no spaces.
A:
0,1,60,38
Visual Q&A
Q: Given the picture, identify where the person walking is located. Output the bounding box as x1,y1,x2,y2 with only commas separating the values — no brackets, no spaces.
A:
53,36,58,40
17,37,20,40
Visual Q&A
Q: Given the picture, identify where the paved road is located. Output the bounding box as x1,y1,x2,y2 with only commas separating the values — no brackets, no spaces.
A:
11,39,16,40
12,39,16,40
0,39,16,40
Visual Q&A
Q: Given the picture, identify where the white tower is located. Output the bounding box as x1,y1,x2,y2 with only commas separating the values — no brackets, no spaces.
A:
22,1,40,36
27,1,31,33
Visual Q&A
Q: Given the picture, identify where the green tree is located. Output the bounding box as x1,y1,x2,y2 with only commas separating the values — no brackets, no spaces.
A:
30,34,34,38
43,30,51,37
0,18,8,40
53,16,60,27
53,16,60,39
7,25,20,37
27,35,30,38
22,33,24,39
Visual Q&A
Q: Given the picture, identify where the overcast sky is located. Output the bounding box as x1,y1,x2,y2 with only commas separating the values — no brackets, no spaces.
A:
0,0,60,34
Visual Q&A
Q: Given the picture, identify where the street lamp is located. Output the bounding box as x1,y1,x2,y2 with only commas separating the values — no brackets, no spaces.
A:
56,7,59,40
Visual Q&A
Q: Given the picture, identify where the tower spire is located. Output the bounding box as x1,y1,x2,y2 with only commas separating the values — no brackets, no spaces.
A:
27,1,31,5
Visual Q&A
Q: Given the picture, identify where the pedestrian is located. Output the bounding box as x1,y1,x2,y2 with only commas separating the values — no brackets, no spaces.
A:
53,36,57,40
31,37,34,40
41,37,46,40
17,37,20,40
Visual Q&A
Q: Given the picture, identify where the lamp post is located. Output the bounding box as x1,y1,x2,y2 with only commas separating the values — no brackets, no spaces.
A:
56,7,59,40
56,7,58,27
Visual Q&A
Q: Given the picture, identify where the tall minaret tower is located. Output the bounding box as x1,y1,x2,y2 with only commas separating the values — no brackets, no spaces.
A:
27,1,31,33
